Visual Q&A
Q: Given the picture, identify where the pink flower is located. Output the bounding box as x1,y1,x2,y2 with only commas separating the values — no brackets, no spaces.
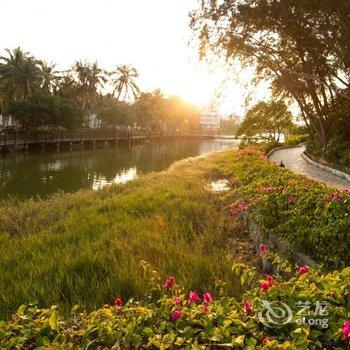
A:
202,304,209,313
171,310,183,320
163,276,175,290
342,320,350,340
299,265,309,275
279,185,285,193
173,296,182,305
326,192,343,202
188,291,200,303
243,300,253,313
203,292,213,304
288,196,296,205
266,275,274,285
238,201,249,212
259,243,268,255
114,297,123,307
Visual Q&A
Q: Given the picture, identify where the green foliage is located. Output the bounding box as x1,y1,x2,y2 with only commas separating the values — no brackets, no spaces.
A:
236,101,293,142
220,147,350,268
285,134,309,146
7,92,84,132
0,266,349,349
191,0,350,145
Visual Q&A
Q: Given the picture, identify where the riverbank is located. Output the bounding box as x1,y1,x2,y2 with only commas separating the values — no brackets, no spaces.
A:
0,148,255,319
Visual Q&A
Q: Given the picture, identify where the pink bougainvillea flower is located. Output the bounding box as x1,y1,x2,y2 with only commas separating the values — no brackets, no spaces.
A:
203,292,213,304
163,276,175,290
202,304,209,313
238,201,249,212
260,281,271,292
114,297,123,307
266,275,274,285
171,310,183,320
288,196,296,205
299,265,309,275
259,243,268,255
342,320,350,340
173,296,182,305
243,300,253,313
188,291,200,303
326,192,343,202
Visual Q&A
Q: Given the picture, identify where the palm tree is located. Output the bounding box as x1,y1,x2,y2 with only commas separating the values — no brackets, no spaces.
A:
40,62,59,93
111,65,139,101
73,61,106,114
0,47,43,102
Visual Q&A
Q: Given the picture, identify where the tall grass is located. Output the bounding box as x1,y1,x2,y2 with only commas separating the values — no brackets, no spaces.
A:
0,152,249,319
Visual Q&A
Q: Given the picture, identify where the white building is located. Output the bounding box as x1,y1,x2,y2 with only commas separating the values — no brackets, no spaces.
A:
199,110,220,130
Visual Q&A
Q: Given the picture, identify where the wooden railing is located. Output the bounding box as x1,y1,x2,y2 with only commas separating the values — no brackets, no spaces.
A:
0,130,216,147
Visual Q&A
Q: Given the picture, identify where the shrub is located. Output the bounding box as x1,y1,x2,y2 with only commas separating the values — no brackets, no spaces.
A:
1,265,349,349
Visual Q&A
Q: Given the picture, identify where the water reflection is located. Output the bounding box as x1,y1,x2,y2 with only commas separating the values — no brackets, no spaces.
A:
0,138,238,199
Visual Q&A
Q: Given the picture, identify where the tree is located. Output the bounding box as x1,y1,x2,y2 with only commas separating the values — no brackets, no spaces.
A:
0,47,43,103
7,92,84,132
111,65,139,102
190,0,350,145
40,62,59,93
236,101,293,142
73,61,106,115
95,94,131,128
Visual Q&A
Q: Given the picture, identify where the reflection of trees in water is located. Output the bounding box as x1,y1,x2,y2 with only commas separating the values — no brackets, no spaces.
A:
0,139,237,199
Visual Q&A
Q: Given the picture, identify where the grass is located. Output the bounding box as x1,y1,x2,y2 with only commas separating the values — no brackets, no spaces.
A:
0,151,255,319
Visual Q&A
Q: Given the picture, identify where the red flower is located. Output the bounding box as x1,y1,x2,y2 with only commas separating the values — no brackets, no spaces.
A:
114,297,123,307
163,276,175,290
171,310,183,320
243,300,253,313
342,320,350,340
299,265,309,275
188,291,200,303
260,281,271,292
203,292,213,304
238,201,249,212
259,243,268,255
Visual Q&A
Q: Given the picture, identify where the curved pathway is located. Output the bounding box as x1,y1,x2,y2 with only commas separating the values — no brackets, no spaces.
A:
268,145,350,190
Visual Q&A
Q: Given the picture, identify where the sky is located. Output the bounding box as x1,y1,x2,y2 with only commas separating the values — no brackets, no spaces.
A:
0,0,270,116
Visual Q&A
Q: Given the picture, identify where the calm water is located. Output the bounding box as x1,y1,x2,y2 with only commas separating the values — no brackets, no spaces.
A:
0,138,238,199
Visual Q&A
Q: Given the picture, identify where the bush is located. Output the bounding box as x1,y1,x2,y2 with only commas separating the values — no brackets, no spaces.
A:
285,134,309,146
217,148,350,268
1,264,349,349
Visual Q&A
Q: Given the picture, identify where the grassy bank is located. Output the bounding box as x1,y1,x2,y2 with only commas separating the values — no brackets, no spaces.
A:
0,152,254,319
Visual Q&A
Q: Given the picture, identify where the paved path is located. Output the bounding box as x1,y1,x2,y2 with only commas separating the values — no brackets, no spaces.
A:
269,145,350,190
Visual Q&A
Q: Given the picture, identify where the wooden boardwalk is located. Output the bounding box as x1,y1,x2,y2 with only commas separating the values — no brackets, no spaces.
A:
0,131,215,152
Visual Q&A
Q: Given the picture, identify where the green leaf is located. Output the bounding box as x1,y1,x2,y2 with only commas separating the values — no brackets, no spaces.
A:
49,310,58,331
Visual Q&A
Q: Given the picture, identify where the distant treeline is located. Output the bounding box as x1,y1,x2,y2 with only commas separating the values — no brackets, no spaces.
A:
0,47,200,133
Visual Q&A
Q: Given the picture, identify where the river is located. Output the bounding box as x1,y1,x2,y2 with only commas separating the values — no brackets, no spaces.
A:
0,138,239,199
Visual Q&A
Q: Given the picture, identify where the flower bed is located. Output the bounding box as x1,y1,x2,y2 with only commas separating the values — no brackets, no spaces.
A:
1,263,349,349
223,147,350,269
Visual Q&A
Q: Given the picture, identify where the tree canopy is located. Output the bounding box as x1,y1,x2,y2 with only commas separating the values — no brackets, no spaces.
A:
190,0,350,145
236,101,293,142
